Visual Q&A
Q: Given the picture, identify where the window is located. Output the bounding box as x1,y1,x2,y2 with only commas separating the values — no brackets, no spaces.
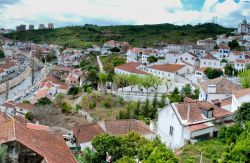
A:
169,126,174,136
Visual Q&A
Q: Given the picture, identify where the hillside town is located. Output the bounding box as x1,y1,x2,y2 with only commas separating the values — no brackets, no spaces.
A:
1,4,250,162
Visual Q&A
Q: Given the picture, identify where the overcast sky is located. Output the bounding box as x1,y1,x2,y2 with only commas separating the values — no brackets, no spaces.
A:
0,0,249,29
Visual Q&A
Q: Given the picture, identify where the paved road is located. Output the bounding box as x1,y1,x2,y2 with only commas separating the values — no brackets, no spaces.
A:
97,56,104,72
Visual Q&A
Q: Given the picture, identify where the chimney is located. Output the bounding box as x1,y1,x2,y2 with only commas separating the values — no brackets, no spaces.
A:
36,121,39,125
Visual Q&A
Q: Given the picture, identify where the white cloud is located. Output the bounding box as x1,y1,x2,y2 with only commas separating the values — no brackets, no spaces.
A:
0,0,249,29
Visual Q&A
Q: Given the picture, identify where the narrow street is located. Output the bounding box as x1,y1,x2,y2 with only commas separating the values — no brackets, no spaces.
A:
97,55,104,72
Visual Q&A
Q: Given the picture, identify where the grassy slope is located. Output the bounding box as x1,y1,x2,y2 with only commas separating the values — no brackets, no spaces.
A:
5,23,234,48
177,139,225,163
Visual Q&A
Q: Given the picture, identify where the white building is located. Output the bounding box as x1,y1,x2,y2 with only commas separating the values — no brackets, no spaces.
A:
157,99,232,150
200,54,222,69
114,62,148,76
238,18,250,34
197,38,215,52
126,48,159,63
0,102,34,116
199,77,240,102
143,64,188,82
231,59,250,71
178,52,198,66
231,88,250,112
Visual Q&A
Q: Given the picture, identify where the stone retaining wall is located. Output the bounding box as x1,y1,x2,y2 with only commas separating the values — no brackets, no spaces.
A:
0,67,32,94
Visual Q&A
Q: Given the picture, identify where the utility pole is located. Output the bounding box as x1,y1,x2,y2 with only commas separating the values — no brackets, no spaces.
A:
31,54,35,85
5,80,9,100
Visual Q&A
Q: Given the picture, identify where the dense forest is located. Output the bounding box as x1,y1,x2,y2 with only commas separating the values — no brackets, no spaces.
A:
5,23,234,48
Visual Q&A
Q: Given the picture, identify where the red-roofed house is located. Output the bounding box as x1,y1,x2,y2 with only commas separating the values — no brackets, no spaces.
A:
231,88,250,112
145,64,188,81
0,113,77,163
126,47,159,63
0,102,35,116
73,120,155,150
114,62,148,76
200,54,222,68
157,100,232,150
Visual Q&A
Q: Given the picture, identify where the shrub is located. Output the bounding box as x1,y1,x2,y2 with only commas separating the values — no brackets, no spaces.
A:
89,101,96,109
103,100,111,109
61,102,72,113
25,112,34,121
82,83,89,92
87,87,93,94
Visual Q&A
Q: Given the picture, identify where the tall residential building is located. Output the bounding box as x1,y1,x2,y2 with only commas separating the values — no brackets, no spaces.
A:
48,23,54,29
39,24,46,30
238,18,250,34
29,24,35,30
16,24,26,31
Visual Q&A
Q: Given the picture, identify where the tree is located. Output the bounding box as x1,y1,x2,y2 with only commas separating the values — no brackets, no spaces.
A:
145,144,178,162
22,100,31,104
228,40,240,50
238,70,250,88
164,79,172,94
76,147,98,163
152,77,162,93
68,86,79,98
55,93,65,106
147,56,158,63
141,75,155,95
86,70,99,89
245,63,250,70
168,87,183,103
114,74,127,92
0,145,7,163
204,67,223,79
224,64,235,76
182,84,192,97
75,104,81,114
0,49,5,59
35,97,52,106
117,156,136,163
234,102,250,124
110,47,120,53
193,88,200,99
98,72,108,92
221,59,228,63
92,134,123,161
159,94,167,108
25,112,34,121
127,74,139,92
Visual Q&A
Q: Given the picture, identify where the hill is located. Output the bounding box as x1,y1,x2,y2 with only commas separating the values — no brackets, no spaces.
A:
5,23,234,48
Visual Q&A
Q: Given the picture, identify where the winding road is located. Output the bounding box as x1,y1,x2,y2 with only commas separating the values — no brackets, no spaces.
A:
97,56,104,72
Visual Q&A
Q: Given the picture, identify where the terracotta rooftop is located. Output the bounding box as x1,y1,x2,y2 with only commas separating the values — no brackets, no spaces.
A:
104,119,154,136
188,122,213,132
196,67,206,72
16,103,35,111
130,48,157,55
73,124,104,144
53,65,72,72
221,97,232,107
150,64,185,73
0,113,77,163
200,77,240,94
202,54,218,60
115,62,148,75
219,44,230,49
174,101,231,124
233,88,250,99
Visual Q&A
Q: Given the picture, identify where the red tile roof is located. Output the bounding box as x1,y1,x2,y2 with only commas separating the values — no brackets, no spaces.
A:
202,54,218,60
201,77,240,94
219,44,230,49
220,97,232,107
174,101,231,124
196,67,206,72
188,123,212,132
233,88,250,98
150,64,185,73
16,103,35,111
115,62,148,75
0,113,77,163
104,119,154,136
73,124,104,144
